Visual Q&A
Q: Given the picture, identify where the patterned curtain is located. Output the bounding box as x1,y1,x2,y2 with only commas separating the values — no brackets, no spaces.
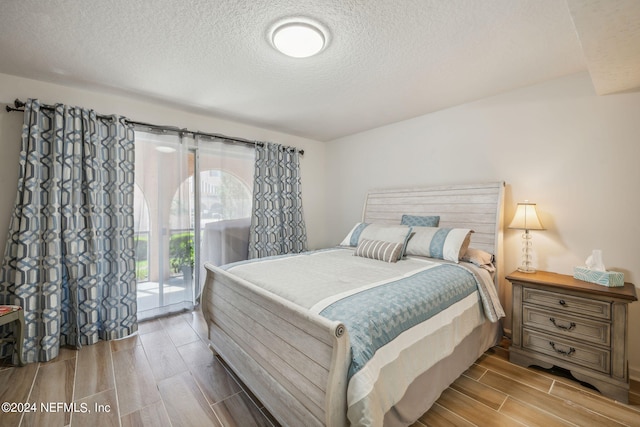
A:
248,142,307,259
0,99,137,363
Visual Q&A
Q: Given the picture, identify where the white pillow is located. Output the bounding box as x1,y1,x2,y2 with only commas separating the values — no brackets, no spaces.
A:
340,223,368,246
404,227,473,263
340,223,412,247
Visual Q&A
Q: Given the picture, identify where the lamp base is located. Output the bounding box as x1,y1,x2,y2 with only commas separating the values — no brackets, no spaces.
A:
517,266,537,274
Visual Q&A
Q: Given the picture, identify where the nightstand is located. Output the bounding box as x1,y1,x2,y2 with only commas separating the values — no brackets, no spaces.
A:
507,270,637,403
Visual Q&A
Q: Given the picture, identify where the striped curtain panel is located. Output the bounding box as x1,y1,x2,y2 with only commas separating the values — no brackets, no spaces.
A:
0,99,137,363
248,142,307,259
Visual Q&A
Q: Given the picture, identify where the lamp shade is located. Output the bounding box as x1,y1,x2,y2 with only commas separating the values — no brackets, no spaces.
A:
508,202,545,231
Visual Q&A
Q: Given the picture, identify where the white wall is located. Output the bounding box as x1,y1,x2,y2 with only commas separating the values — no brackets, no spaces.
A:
324,72,640,379
0,73,327,255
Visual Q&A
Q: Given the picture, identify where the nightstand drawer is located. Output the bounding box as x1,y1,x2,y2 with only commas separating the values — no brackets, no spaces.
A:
522,305,610,346
523,287,611,320
523,329,610,374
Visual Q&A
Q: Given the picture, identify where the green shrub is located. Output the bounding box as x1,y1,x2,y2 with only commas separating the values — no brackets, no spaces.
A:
169,231,194,273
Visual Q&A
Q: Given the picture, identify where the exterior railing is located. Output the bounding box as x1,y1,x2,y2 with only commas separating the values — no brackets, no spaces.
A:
134,231,150,282
135,228,197,282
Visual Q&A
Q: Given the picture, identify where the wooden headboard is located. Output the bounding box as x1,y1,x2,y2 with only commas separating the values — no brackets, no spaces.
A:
362,182,505,294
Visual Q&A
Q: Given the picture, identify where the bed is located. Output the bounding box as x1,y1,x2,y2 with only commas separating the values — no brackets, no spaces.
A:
201,182,505,426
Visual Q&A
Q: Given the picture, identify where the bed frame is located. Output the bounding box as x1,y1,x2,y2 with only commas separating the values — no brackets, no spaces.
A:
201,182,505,426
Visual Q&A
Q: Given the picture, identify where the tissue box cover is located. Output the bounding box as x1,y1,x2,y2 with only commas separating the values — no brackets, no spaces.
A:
573,266,624,287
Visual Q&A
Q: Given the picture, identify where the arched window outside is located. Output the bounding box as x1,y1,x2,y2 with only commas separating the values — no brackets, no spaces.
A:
198,169,253,225
168,169,252,276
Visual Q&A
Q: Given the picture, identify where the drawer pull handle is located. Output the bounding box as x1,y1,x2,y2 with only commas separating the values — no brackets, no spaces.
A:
549,317,576,331
558,300,567,306
549,341,575,356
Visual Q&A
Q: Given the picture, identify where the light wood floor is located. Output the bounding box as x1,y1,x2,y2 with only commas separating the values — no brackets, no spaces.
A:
1,311,638,427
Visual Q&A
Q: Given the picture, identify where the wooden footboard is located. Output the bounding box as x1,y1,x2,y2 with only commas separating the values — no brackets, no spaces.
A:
201,262,351,427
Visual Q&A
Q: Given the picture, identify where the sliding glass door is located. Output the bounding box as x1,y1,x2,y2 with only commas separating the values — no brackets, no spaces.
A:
133,131,194,319
133,130,254,320
195,135,255,296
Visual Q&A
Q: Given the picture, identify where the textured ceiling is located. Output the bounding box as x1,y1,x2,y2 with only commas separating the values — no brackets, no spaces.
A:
0,0,638,141
567,0,640,95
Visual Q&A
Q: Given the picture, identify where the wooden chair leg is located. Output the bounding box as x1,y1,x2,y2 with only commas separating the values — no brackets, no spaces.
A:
0,306,26,366
15,310,25,366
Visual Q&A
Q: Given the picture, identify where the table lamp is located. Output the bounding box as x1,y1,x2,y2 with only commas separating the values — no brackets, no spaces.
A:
508,201,545,273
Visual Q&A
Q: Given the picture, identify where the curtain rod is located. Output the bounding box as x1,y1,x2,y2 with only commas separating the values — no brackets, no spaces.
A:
5,99,304,155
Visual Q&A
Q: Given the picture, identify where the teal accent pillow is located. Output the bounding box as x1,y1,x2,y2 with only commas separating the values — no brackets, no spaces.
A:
401,215,440,227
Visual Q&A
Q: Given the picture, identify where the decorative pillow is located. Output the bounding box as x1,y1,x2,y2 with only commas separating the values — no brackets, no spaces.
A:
404,227,473,263
354,239,403,263
461,247,496,272
340,223,412,247
401,214,440,227
340,223,370,246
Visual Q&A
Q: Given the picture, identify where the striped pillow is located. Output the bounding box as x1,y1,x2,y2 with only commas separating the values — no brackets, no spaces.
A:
354,239,403,263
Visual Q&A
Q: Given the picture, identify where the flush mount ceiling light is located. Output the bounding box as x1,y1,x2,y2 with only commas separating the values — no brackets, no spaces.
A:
271,21,326,58
155,145,176,153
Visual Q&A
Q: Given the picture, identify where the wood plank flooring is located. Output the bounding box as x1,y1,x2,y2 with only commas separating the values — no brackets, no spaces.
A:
1,310,638,426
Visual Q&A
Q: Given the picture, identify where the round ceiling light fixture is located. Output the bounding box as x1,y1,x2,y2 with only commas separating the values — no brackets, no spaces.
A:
271,20,327,58
155,145,176,153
